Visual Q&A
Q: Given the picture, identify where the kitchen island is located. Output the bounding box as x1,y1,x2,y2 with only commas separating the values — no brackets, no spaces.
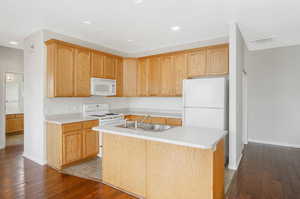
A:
93,125,227,199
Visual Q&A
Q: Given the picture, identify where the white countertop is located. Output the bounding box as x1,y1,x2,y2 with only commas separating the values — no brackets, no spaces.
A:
93,125,227,150
45,113,97,124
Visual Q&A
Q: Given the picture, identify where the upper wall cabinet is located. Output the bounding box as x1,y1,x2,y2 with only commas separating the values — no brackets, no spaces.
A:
123,59,138,97
115,58,123,97
46,40,75,97
173,53,187,96
206,44,229,75
74,48,91,97
104,55,116,79
91,51,105,78
137,58,150,97
149,57,161,96
186,44,229,78
187,48,207,78
46,39,121,98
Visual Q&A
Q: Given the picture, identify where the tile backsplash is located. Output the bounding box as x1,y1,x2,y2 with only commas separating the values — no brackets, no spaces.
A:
44,96,183,115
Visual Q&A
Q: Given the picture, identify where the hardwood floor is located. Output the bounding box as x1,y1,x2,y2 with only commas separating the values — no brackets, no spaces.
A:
0,145,136,199
227,142,300,199
1,142,300,199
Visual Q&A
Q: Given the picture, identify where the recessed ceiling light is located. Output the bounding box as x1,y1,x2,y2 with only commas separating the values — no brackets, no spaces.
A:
171,26,181,31
9,41,18,45
83,20,92,25
134,0,143,4
127,39,134,42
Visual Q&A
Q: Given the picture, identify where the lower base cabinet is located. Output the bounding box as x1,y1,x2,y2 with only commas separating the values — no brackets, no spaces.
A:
6,114,24,134
47,120,99,170
102,133,224,199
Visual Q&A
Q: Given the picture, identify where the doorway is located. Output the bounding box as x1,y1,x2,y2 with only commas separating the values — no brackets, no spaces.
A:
5,72,24,147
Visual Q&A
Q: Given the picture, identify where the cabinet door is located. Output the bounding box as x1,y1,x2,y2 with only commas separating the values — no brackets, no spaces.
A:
160,56,174,96
16,118,24,131
173,53,187,96
83,129,99,158
206,45,229,75
166,118,182,126
74,48,91,97
137,58,150,96
104,55,116,79
150,117,166,125
62,131,83,165
187,48,207,78
6,118,17,133
115,58,123,97
123,59,138,97
149,57,161,96
91,51,105,78
55,44,75,97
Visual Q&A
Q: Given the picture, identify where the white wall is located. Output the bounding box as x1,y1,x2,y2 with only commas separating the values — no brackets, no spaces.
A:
23,30,46,164
245,45,300,148
228,23,245,170
45,97,129,115
0,46,24,149
128,97,182,112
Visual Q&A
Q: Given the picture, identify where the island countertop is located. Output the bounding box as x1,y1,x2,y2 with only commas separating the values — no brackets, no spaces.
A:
93,125,227,150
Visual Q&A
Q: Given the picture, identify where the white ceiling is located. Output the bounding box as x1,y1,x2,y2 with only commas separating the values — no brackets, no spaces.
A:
1,0,300,54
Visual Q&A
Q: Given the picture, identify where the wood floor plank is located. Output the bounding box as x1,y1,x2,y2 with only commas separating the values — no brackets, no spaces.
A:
0,145,136,199
226,143,300,199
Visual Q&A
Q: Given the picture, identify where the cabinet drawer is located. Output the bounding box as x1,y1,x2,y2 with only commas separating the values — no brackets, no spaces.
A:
150,117,166,125
6,114,15,119
166,118,182,126
83,120,99,129
15,114,24,118
62,122,82,132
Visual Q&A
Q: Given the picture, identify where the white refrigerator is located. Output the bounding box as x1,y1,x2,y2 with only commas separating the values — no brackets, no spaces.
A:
183,77,228,160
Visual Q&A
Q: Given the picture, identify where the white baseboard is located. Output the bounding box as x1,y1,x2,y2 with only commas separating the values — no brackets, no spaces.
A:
23,153,47,165
228,153,243,170
248,139,300,148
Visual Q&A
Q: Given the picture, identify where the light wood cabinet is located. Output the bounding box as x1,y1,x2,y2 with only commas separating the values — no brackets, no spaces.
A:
47,120,99,170
160,56,174,96
47,42,75,97
91,51,105,78
102,134,224,199
104,55,115,79
46,39,122,98
166,118,182,126
206,45,229,75
74,48,91,97
62,130,83,165
137,58,150,96
103,133,147,197
187,48,207,78
115,58,123,97
149,57,161,96
46,39,228,98
83,129,99,157
173,53,187,96
6,114,24,134
123,59,138,97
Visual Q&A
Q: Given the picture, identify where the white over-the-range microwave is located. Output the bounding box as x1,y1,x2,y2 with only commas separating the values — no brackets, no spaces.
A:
91,78,116,96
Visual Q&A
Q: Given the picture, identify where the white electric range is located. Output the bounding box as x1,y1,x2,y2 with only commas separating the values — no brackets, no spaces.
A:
83,103,125,157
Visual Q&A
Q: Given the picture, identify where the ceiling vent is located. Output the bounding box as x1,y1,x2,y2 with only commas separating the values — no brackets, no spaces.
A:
249,36,276,43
